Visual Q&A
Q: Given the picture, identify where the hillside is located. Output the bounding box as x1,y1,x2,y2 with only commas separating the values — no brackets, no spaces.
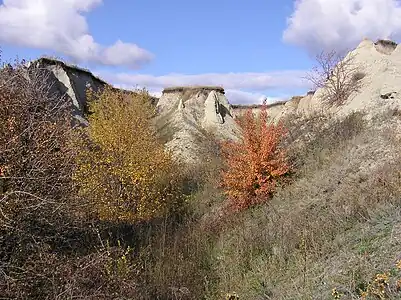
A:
209,39,401,299
148,38,401,298
1,38,401,300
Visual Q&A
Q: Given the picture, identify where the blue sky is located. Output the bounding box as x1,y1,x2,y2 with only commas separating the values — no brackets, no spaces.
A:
1,0,401,103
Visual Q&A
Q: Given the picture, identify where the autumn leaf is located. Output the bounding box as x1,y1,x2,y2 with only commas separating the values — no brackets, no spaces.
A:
220,103,290,211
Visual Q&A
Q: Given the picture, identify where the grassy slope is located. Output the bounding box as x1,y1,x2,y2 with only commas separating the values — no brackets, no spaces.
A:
206,111,401,299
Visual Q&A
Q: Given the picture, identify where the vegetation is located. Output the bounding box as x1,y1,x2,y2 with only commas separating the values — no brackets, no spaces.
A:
220,102,290,211
305,50,365,105
1,51,401,300
74,87,184,223
0,57,221,299
210,111,401,299
0,57,81,298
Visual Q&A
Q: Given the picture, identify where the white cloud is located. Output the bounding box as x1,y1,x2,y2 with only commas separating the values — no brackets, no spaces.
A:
225,89,286,105
98,70,309,92
0,0,153,68
283,0,401,54
106,72,305,104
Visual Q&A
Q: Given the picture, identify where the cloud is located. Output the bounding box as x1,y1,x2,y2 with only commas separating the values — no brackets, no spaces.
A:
225,90,286,105
106,71,306,104
283,0,401,54
98,70,309,92
0,0,153,68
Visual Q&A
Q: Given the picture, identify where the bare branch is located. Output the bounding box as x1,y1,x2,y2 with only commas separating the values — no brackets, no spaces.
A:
304,50,365,105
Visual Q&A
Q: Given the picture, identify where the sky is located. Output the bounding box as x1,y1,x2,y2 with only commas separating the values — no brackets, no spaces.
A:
1,0,401,104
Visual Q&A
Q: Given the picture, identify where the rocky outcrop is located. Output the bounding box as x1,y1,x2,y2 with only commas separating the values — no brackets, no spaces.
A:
270,38,401,123
25,38,401,164
25,60,240,164
302,38,401,122
27,57,108,125
155,86,240,164
27,57,157,125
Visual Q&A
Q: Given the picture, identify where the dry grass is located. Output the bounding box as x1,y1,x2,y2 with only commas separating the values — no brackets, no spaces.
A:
283,110,366,174
374,39,398,55
231,101,287,110
3,54,401,299
209,111,401,299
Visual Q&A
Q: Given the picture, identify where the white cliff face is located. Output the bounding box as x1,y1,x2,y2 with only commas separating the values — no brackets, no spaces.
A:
314,39,401,118
28,58,108,125
156,87,241,164
276,39,401,177
26,41,401,166
202,90,239,140
335,39,401,119
47,65,80,110
203,91,225,125
270,39,401,125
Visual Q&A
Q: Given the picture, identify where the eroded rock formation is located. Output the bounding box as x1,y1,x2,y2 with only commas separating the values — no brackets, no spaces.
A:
155,86,240,164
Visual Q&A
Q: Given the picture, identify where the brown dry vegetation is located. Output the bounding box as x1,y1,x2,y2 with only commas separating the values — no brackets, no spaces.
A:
210,111,401,299
0,58,218,299
163,86,225,94
1,53,401,300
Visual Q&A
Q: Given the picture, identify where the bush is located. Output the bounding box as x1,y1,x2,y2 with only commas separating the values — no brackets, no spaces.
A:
219,103,290,211
305,50,364,105
0,59,216,298
0,58,84,297
74,87,185,223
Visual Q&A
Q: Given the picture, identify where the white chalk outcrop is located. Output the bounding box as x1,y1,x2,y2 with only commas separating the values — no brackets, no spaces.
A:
336,39,401,119
25,39,401,165
258,38,401,130
27,57,158,126
27,58,108,125
155,86,241,164
281,39,401,119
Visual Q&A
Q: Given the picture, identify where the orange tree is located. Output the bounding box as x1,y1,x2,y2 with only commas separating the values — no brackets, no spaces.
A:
220,102,290,211
74,87,184,223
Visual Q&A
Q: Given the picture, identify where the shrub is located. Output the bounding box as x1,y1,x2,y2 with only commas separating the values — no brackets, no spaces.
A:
219,103,290,211
0,59,77,234
0,58,83,297
305,50,364,105
74,87,184,223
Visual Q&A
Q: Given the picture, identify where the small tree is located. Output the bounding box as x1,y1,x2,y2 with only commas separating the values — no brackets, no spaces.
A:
305,50,365,105
74,87,183,223
220,103,290,211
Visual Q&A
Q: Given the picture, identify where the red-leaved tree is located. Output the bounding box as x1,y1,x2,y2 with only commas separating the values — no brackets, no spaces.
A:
220,103,290,211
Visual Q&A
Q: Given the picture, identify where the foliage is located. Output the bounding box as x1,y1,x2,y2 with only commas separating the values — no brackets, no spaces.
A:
332,260,401,299
211,111,401,299
74,87,184,223
0,56,215,298
220,103,290,211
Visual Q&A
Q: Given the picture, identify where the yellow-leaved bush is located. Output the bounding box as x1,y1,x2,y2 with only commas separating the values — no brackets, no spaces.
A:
74,87,183,223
